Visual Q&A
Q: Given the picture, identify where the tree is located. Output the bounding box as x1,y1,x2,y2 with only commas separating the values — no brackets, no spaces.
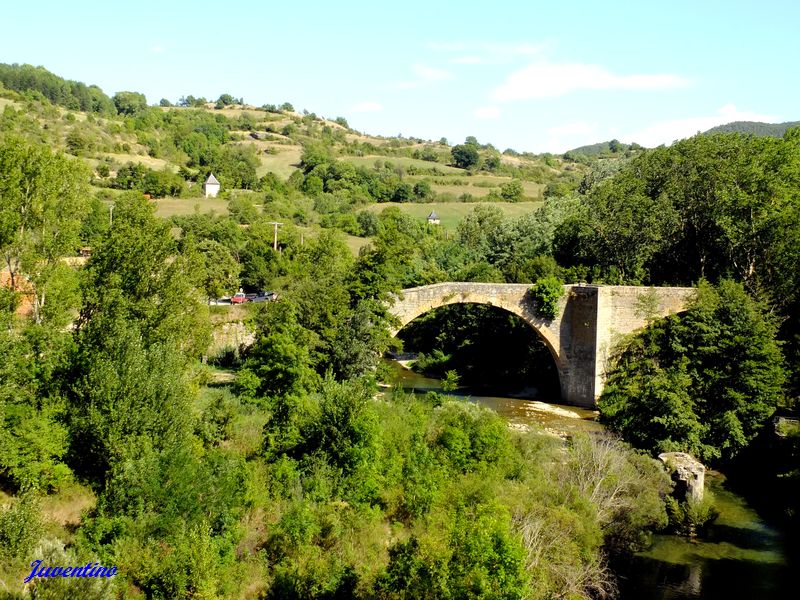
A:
393,182,413,203
357,211,379,236
0,137,90,323
246,320,318,398
112,91,147,115
195,239,240,301
451,144,480,169
69,324,195,483
413,180,433,201
77,192,210,357
599,280,786,463
0,324,74,490
500,180,524,202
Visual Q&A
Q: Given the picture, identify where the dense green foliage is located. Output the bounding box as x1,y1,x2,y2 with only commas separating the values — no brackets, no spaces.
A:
599,281,786,463
0,131,675,598
0,63,116,114
530,275,564,320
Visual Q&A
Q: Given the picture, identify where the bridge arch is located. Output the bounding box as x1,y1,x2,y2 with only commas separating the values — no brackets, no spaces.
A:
390,285,565,394
391,286,562,361
389,282,695,408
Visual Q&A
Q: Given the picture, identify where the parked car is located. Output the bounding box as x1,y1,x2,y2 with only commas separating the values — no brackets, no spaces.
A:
231,292,248,304
251,291,278,303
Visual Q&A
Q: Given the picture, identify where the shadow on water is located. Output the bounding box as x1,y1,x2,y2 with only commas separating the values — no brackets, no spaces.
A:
383,358,603,436
618,472,794,600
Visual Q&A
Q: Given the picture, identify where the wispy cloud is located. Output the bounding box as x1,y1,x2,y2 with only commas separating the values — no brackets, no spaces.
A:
624,104,778,147
391,63,454,90
452,55,485,65
474,106,501,120
491,62,689,101
350,101,383,113
545,121,600,153
149,44,165,54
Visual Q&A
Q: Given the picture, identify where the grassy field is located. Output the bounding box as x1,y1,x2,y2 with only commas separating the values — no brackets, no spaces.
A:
0,97,20,110
343,233,371,255
153,196,230,218
98,152,178,172
295,226,371,256
341,155,465,174
360,201,543,229
256,145,303,179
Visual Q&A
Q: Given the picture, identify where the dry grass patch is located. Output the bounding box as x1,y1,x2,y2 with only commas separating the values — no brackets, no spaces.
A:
40,483,96,530
98,152,177,172
0,97,22,110
153,196,229,218
257,145,303,179
361,201,543,229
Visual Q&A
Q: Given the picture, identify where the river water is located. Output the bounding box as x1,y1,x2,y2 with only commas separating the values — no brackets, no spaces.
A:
384,359,797,600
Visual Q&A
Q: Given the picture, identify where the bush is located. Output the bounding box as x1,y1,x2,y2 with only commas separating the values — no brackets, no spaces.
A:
665,492,718,537
0,493,43,560
500,180,524,201
530,275,564,320
441,369,460,392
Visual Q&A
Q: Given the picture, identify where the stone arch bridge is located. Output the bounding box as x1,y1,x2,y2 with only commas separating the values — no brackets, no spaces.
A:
389,283,695,408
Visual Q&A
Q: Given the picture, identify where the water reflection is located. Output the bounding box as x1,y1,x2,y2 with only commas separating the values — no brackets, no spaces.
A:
620,472,789,599
384,358,603,436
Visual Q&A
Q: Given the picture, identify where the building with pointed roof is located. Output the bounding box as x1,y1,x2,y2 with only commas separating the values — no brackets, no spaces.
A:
426,210,440,225
203,173,221,198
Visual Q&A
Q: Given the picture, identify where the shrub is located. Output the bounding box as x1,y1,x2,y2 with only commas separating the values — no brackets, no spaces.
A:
0,493,43,560
530,275,564,320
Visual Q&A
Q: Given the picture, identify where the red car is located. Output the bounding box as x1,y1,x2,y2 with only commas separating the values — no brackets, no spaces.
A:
231,292,248,304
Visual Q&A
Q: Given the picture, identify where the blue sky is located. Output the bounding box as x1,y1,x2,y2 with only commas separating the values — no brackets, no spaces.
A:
2,0,798,152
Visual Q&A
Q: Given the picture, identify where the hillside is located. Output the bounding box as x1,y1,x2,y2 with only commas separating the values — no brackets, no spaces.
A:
0,62,589,234
703,120,800,137
563,139,641,159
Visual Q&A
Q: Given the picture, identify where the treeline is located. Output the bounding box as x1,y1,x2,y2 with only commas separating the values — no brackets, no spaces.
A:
703,120,800,138
560,131,800,520
0,63,116,114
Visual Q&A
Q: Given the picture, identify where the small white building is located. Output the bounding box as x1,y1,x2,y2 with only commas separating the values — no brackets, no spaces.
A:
426,210,440,225
203,173,221,198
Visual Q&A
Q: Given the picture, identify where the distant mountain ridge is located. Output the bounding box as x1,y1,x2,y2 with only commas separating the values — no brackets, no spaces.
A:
702,120,800,137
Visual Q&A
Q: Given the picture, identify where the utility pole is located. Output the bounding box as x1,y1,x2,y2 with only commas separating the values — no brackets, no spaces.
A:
267,221,283,251
109,204,114,227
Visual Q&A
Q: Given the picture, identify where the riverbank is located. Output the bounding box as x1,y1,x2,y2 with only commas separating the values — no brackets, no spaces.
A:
383,357,797,600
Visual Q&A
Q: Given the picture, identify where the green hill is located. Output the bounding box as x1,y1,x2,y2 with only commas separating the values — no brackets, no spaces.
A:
563,139,642,159
0,62,595,231
702,120,800,137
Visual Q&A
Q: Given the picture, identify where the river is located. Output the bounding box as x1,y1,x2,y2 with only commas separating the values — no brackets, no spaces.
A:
384,359,798,600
